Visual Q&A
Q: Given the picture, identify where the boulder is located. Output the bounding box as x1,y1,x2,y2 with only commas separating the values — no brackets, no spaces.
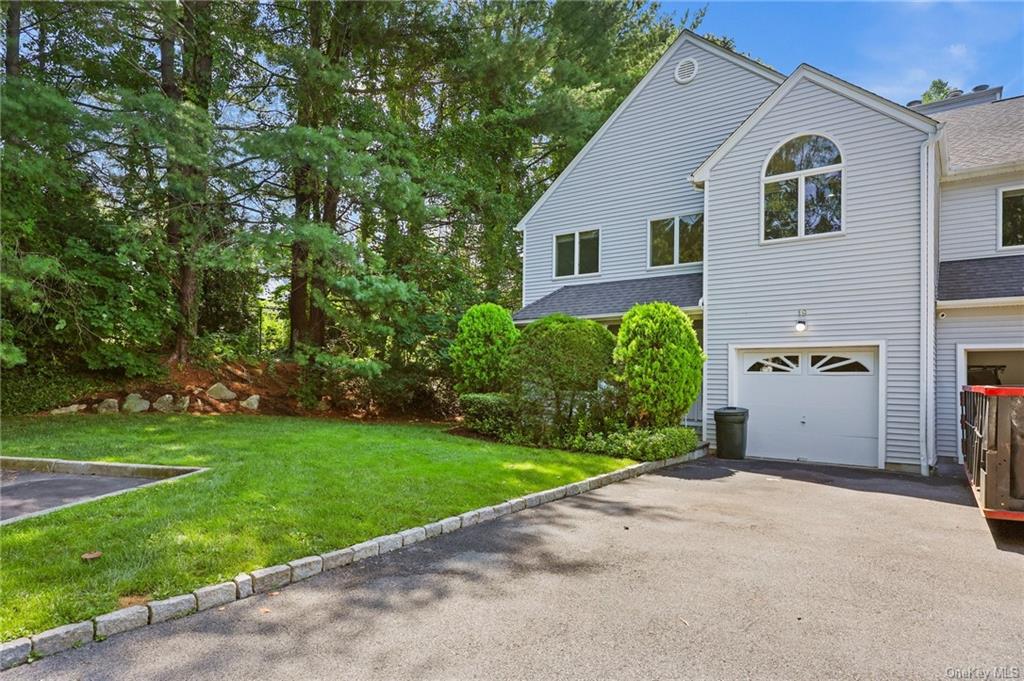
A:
122,393,150,413
95,398,119,414
239,394,260,411
174,396,190,412
152,394,176,413
50,404,87,415
206,382,236,401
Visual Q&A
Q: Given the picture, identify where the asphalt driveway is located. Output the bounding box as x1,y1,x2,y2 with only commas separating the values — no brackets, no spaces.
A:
7,458,1023,680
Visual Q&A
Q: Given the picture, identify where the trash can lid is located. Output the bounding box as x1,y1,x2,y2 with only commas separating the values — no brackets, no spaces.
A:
715,406,748,414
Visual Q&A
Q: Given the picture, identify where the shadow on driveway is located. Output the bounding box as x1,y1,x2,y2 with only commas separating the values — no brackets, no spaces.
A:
657,456,1024,555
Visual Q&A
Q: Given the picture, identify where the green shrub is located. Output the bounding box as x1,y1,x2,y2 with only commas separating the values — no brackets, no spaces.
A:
574,426,699,461
449,303,519,394
0,364,120,416
508,314,615,443
613,302,705,428
460,392,516,438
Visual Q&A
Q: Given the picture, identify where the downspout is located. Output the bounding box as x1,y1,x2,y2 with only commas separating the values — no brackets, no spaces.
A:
701,178,711,445
919,132,939,475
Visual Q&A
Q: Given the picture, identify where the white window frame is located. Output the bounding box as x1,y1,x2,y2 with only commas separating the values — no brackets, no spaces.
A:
646,212,704,270
551,228,601,279
996,184,1024,251
759,132,846,245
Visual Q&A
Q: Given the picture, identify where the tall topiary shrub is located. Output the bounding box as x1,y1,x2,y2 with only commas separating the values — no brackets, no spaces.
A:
508,313,616,442
613,302,705,428
449,303,520,393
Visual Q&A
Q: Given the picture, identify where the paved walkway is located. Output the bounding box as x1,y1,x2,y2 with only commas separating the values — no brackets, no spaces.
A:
7,458,1023,680
0,470,155,522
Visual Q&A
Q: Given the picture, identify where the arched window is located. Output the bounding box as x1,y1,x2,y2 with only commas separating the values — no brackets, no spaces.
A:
762,134,843,241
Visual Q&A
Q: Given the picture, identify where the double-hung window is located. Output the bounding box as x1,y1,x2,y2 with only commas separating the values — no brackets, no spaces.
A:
554,229,599,278
762,134,843,241
649,213,703,267
999,186,1024,249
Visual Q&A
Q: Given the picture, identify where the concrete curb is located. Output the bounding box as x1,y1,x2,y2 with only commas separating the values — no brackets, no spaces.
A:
4,443,707,670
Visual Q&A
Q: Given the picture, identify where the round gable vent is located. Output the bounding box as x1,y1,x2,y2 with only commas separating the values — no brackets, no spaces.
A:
674,57,698,85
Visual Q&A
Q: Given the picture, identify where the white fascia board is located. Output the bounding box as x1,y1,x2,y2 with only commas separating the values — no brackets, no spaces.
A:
939,160,1024,184
514,306,703,326
691,65,939,185
936,296,1024,310
515,31,784,232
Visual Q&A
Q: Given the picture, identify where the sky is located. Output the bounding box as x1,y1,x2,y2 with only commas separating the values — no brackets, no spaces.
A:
660,1,1024,105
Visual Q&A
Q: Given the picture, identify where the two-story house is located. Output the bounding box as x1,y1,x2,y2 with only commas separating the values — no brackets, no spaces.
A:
513,31,1024,474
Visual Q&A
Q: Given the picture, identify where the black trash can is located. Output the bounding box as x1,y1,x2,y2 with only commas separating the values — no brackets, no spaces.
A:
714,407,749,459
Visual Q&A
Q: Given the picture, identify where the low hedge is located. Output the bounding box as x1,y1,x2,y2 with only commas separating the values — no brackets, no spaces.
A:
459,392,516,438
572,426,699,462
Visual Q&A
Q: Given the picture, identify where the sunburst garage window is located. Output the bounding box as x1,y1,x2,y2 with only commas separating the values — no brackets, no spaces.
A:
763,134,843,241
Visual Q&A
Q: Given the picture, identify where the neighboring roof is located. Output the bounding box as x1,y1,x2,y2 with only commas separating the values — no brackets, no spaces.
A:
937,255,1024,301
933,96,1024,179
910,85,1002,115
515,30,784,232
513,273,703,322
690,64,938,185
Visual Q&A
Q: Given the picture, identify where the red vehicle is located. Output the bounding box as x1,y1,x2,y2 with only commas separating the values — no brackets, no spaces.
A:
960,385,1024,522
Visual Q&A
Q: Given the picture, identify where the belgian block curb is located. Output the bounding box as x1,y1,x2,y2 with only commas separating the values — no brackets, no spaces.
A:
6,443,707,670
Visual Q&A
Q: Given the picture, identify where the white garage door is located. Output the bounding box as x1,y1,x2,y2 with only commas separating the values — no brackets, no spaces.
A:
736,347,879,467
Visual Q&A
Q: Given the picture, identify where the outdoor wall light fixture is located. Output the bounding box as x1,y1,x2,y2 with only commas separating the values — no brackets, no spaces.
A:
795,309,808,332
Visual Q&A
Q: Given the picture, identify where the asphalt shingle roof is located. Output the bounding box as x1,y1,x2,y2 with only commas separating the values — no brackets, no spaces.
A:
937,255,1024,301
932,97,1024,174
513,273,702,322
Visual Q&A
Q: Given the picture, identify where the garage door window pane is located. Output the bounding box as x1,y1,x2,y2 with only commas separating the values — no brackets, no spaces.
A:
747,355,800,373
811,354,871,374
578,230,599,274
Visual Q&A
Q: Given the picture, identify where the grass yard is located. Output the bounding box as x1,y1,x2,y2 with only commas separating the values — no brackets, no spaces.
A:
0,414,631,641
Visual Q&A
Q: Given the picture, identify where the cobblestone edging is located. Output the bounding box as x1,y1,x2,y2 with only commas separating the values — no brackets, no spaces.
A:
0,443,708,670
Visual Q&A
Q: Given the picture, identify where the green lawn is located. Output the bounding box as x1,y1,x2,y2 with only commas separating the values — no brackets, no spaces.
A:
0,414,631,640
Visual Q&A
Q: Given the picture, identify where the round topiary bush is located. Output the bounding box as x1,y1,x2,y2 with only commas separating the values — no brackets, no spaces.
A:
449,303,520,394
613,302,705,428
508,313,616,442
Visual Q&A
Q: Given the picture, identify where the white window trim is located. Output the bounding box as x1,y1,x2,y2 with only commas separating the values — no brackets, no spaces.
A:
996,184,1024,251
727,341,887,470
759,133,846,245
646,212,704,270
551,228,601,280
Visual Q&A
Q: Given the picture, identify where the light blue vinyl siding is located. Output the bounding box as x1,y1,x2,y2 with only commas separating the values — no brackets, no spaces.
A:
520,40,779,307
703,78,929,467
934,305,1024,458
939,171,1024,261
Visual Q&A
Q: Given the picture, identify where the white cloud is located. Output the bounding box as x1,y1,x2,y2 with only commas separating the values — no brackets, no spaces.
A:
946,43,969,59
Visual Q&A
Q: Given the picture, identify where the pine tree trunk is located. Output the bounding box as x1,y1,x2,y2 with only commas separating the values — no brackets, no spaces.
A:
288,1,322,353
162,0,213,365
4,1,19,77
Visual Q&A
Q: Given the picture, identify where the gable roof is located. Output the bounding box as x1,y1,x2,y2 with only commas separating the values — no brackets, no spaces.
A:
513,272,702,322
933,96,1024,180
515,30,784,232
690,64,939,185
